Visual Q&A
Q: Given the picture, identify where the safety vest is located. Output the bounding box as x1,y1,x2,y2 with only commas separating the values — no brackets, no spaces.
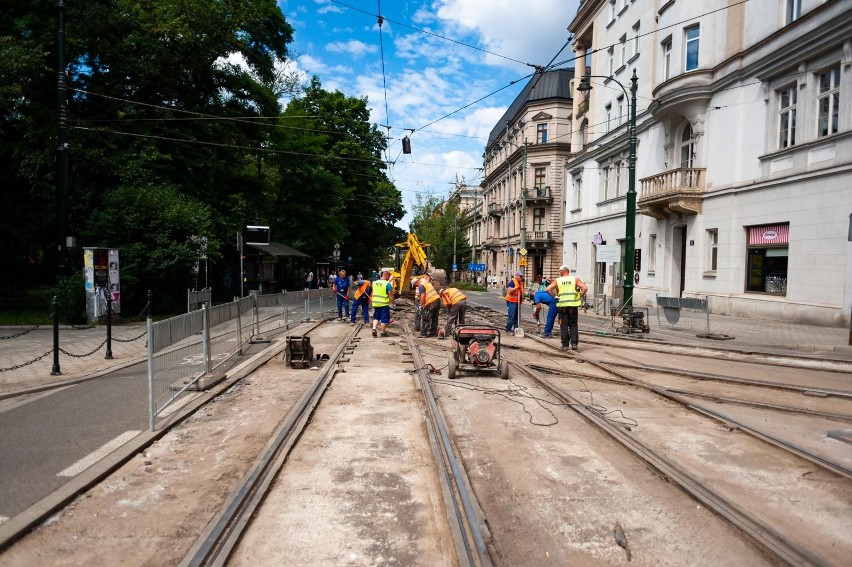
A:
440,288,466,307
353,281,371,300
556,276,581,307
504,277,524,303
420,281,440,306
372,279,390,307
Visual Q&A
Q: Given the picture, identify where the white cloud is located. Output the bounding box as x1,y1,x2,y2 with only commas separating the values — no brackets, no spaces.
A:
326,39,379,58
314,0,344,14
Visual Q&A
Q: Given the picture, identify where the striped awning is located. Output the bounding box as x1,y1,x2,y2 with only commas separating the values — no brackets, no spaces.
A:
748,223,789,246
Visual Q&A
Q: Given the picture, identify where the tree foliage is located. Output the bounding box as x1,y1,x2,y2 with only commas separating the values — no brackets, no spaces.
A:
409,195,471,277
1,1,405,314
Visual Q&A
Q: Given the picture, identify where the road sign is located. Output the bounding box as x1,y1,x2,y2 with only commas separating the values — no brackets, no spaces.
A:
334,243,340,250
520,248,527,256
332,250,341,259
452,263,457,271
518,257,527,267
467,263,486,272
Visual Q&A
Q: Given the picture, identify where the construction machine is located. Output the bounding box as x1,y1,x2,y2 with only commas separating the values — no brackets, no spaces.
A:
390,233,447,296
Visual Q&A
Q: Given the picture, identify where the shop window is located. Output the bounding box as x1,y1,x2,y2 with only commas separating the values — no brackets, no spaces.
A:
745,224,789,295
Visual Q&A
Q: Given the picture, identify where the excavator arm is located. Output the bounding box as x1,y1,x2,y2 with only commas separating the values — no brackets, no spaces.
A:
393,233,430,295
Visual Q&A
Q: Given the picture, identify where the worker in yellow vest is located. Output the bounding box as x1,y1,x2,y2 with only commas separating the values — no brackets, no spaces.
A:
411,274,426,332
370,270,395,338
545,265,588,351
417,273,441,337
439,287,467,338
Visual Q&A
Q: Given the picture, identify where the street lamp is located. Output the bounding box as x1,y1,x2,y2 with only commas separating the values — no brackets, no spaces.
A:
577,69,638,310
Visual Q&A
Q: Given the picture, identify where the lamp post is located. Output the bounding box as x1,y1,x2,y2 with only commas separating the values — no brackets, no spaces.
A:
577,69,638,310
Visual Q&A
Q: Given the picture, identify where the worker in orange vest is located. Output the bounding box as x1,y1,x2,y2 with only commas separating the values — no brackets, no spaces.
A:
418,273,441,337
439,287,467,338
504,272,524,333
349,276,372,325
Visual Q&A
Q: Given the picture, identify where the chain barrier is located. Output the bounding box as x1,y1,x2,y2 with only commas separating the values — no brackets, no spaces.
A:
112,328,148,343
0,316,52,340
0,349,55,373
59,339,108,358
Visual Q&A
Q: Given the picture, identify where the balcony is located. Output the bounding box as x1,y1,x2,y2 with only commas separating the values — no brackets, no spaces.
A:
577,97,589,118
638,167,706,219
487,203,502,217
525,231,554,244
483,237,502,249
525,186,553,205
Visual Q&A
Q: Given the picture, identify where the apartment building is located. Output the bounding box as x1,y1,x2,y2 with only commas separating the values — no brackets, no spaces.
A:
478,68,574,285
566,0,851,325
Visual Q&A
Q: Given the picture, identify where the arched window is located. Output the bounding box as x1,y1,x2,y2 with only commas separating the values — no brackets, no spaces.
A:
578,119,588,151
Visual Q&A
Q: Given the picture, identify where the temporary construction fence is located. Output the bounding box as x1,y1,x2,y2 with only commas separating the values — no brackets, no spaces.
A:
656,295,710,334
146,288,331,430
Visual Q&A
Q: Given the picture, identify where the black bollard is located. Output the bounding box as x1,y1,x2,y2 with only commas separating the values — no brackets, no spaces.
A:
50,296,61,375
105,294,113,359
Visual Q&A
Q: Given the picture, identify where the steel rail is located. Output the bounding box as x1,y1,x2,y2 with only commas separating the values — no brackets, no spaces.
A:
406,323,494,567
512,362,829,567
180,322,362,567
528,363,852,424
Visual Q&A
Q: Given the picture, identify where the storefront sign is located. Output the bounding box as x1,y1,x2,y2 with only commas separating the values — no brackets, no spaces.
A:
748,224,789,246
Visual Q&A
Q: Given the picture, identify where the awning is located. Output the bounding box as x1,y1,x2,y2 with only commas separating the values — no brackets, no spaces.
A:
247,241,311,258
748,223,789,246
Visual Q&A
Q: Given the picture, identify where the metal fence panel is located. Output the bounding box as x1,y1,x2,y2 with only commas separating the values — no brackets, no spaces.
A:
656,294,710,333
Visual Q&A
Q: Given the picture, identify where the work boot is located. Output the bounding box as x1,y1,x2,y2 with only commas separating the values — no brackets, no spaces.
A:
380,332,390,337
372,329,377,337
572,344,579,351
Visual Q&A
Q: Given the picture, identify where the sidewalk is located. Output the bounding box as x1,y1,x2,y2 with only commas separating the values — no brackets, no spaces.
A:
0,324,149,399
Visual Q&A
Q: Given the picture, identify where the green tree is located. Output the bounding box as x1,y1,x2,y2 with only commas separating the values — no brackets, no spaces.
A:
409,195,471,278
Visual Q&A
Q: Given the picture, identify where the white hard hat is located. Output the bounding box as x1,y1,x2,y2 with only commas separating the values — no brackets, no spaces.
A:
559,265,570,272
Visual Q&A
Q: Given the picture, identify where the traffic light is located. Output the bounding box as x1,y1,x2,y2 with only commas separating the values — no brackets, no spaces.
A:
402,136,411,154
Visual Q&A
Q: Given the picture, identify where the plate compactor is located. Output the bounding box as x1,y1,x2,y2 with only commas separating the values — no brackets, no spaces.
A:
448,325,509,380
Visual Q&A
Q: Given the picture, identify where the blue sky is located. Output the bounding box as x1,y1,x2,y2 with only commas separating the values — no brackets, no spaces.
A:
277,0,581,228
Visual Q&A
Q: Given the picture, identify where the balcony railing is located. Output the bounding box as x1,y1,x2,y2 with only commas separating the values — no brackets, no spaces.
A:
638,167,706,219
526,186,553,204
487,202,502,216
525,230,553,243
577,97,589,117
483,237,501,248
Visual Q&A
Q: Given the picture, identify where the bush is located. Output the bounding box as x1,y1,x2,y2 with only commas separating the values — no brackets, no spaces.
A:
49,274,88,325
449,281,486,292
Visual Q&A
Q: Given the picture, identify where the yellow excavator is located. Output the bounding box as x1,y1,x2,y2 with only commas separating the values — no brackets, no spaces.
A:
390,233,445,296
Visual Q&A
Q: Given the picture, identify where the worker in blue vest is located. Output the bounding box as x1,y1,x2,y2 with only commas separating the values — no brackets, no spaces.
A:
533,285,558,338
545,265,588,351
332,269,350,321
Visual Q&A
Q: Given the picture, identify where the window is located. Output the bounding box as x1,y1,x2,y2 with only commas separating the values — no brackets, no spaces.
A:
536,123,548,143
746,224,789,295
617,96,624,126
578,119,588,151
605,103,612,132
648,234,656,272
614,162,622,196
680,123,694,169
609,0,616,22
534,167,546,190
619,35,627,67
632,22,640,58
684,26,700,71
817,66,840,138
778,86,797,149
572,243,578,270
602,165,612,200
533,207,545,231
573,176,582,210
786,0,801,24
706,229,718,272
662,38,672,80
608,47,615,76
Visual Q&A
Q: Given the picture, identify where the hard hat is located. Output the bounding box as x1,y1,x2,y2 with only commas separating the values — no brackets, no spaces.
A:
559,265,570,272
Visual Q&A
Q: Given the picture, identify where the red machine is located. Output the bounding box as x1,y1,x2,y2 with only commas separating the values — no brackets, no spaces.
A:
448,325,509,380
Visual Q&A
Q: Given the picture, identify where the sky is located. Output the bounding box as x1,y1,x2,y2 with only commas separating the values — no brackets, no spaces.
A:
277,0,582,229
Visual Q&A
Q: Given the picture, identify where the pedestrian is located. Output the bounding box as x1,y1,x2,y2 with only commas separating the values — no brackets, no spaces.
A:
332,269,350,321
370,270,395,337
533,285,558,338
349,275,372,325
546,265,588,351
504,272,524,333
418,273,441,337
305,269,313,290
439,287,467,338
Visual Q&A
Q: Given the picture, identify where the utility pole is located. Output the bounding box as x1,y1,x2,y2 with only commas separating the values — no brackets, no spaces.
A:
57,0,69,273
520,140,528,282
504,123,510,288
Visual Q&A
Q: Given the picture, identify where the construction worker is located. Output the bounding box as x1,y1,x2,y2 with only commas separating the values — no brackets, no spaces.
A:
349,276,372,325
418,273,441,337
533,285,558,338
504,272,525,333
546,265,588,351
332,269,350,321
411,274,426,332
370,270,395,337
439,287,467,338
